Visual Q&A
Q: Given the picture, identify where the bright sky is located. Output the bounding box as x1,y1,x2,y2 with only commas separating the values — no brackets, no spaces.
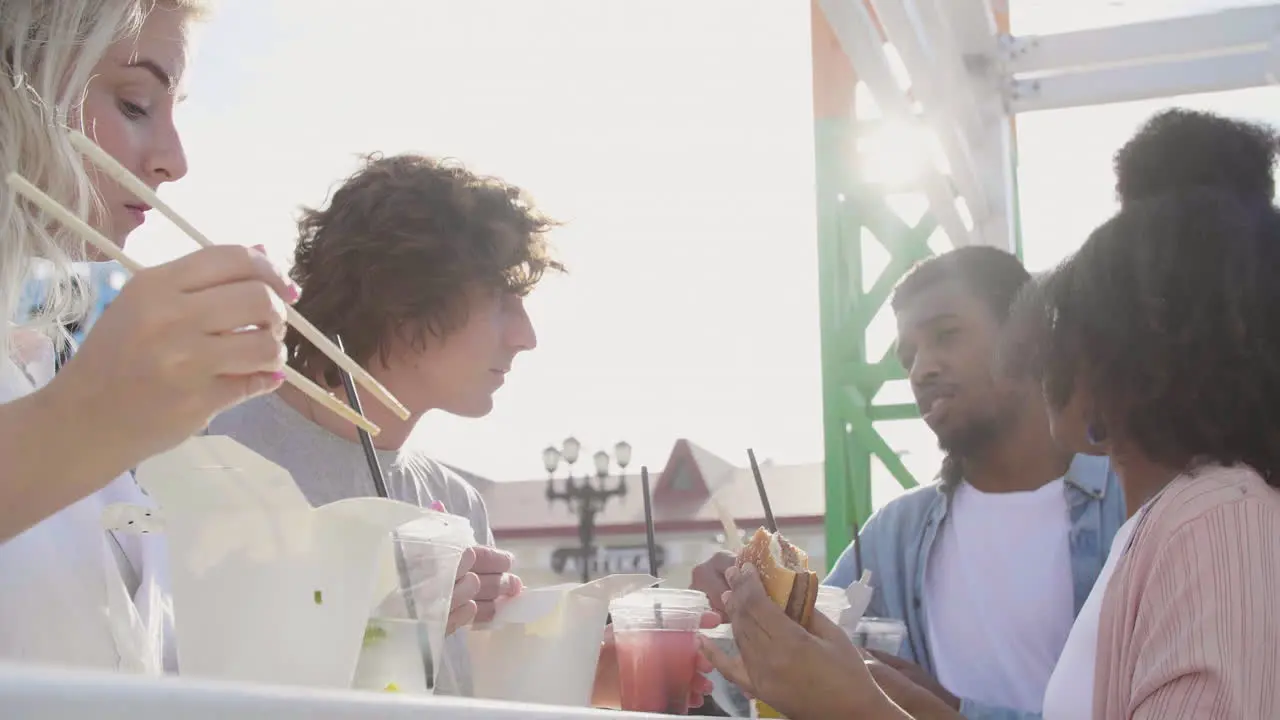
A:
127,1,1280,499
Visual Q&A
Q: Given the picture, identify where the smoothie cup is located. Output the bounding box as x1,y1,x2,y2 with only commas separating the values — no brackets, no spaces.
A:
610,588,708,715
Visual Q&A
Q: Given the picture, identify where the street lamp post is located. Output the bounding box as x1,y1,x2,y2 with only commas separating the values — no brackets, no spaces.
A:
544,437,632,583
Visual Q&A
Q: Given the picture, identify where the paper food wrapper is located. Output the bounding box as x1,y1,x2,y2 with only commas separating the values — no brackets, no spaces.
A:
839,569,874,628
126,436,467,689
463,574,658,707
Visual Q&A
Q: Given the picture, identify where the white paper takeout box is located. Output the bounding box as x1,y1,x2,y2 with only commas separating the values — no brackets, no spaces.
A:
115,436,471,689
463,574,658,707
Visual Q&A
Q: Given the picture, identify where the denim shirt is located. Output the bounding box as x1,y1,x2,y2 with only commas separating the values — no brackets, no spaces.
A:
824,454,1126,720
21,261,127,367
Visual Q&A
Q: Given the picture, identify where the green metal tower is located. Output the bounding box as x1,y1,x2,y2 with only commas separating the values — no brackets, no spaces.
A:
812,4,934,568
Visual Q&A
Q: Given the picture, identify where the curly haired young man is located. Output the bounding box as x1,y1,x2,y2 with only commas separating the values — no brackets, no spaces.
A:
207,154,560,693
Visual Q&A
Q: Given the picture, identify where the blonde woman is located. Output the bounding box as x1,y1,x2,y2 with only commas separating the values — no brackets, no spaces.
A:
0,0,297,670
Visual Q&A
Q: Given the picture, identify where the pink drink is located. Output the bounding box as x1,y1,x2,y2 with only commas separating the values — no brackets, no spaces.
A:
614,628,700,715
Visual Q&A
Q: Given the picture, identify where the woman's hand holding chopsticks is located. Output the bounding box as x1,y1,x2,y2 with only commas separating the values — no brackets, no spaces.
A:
51,244,298,472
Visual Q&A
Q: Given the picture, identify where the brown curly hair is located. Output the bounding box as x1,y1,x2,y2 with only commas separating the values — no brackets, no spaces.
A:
1007,189,1280,487
286,153,562,386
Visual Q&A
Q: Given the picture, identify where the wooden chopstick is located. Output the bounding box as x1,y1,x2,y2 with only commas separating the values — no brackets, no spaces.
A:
6,172,381,437
67,130,410,422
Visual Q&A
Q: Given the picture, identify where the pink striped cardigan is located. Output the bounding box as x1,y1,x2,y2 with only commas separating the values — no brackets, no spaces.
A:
1094,465,1280,719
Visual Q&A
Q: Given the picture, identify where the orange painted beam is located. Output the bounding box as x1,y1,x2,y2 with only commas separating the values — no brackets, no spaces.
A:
813,0,925,120
991,0,1010,33
811,0,858,120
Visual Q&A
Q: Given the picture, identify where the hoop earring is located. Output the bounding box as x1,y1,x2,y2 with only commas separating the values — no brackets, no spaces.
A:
1086,422,1108,445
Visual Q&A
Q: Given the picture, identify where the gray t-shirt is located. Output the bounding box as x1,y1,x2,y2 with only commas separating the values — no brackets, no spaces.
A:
206,394,494,545
206,392,491,695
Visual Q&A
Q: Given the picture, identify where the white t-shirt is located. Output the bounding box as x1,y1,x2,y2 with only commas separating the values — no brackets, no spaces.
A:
1042,508,1143,720
0,337,171,672
924,478,1076,713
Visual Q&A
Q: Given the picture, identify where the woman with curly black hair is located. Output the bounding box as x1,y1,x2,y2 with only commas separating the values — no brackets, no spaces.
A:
702,189,1280,720
1023,187,1280,720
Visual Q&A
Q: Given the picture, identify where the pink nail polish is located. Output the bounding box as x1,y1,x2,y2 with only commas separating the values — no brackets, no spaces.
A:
429,500,446,513
285,284,301,303
271,370,286,381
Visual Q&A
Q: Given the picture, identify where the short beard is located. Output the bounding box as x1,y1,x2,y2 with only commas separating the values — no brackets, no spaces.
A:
937,417,1009,488
937,399,1021,469
935,385,1029,486
938,415,1005,457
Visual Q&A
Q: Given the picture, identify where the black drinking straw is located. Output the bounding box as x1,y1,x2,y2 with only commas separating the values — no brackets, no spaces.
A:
746,448,777,533
852,520,864,580
640,466,663,627
641,466,659,577
333,337,389,499
846,448,864,581
332,335,432,690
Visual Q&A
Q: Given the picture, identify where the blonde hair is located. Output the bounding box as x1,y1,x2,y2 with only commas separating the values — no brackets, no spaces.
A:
0,0,206,358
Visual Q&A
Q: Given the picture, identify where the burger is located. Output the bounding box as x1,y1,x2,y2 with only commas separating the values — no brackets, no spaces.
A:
735,527,818,628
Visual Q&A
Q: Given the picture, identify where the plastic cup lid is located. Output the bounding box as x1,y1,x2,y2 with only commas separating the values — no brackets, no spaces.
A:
611,587,711,612
393,511,474,546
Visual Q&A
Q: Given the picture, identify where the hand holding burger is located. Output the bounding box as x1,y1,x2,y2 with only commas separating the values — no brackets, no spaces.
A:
698,528,949,720
733,527,819,627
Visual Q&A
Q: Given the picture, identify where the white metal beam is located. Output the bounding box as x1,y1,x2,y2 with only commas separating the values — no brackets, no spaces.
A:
1009,41,1280,113
1005,4,1280,76
817,0,977,247
867,0,989,237
911,0,992,136
1004,5,1280,113
925,0,1019,254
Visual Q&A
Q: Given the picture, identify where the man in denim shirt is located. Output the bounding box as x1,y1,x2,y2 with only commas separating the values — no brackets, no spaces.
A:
824,248,1127,720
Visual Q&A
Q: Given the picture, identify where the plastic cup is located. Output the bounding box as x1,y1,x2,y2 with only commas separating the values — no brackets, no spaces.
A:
699,626,753,717
815,586,851,624
846,617,907,656
610,588,708,715
422,516,476,696
626,587,711,610
352,520,468,694
697,624,736,657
